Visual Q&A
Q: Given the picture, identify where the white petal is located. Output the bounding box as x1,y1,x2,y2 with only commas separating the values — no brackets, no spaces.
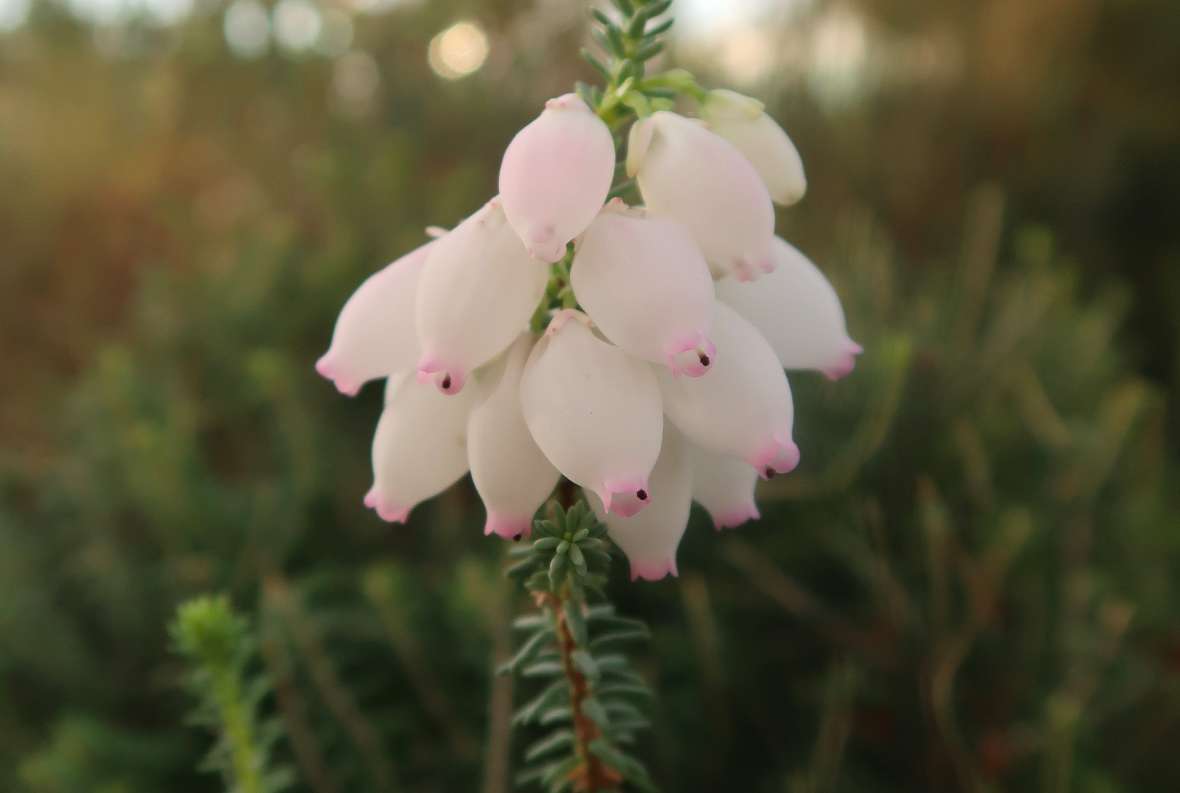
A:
467,334,561,540
589,423,691,582
519,311,663,517
364,372,478,523
315,240,433,396
571,202,716,376
499,93,616,263
658,302,798,478
701,89,807,207
688,443,760,530
628,111,774,281
415,199,549,395
716,236,862,380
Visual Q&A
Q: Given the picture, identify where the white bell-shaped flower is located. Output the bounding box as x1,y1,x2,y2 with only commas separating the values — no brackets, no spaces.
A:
467,334,561,540
520,311,663,517
659,302,798,479
315,239,433,396
689,443,760,530
415,199,549,395
364,372,478,523
700,89,807,207
590,424,691,582
571,201,716,376
499,93,616,263
627,110,775,281
717,236,862,380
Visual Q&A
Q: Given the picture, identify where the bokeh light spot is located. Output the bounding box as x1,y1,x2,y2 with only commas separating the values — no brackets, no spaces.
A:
273,0,322,52
427,21,489,80
224,0,270,59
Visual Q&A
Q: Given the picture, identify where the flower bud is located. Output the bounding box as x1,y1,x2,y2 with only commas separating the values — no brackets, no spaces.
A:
717,236,861,380
415,199,549,395
590,424,691,582
627,110,774,281
520,311,663,517
700,89,806,206
658,302,798,479
689,444,760,530
467,334,561,540
315,239,433,396
365,373,478,524
571,201,715,376
499,93,616,263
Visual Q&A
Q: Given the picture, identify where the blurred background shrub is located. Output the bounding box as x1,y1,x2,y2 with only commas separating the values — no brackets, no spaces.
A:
2,0,1179,790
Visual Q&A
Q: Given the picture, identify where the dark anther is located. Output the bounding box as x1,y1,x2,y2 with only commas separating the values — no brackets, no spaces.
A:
764,467,776,479
698,353,711,367
512,533,522,542
441,374,452,390
636,489,648,501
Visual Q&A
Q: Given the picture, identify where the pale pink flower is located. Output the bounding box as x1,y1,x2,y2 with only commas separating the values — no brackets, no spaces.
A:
415,199,548,395
571,201,715,376
688,443,761,531
467,334,562,540
700,89,807,207
590,424,692,582
716,236,862,380
658,302,799,479
520,311,663,518
315,239,433,397
365,373,479,524
627,110,775,281
499,93,616,263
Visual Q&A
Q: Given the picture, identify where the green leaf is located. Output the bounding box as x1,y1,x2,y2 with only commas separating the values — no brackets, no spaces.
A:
580,696,611,728
591,629,649,649
541,755,581,789
565,604,588,647
525,729,576,763
539,706,573,726
534,536,560,552
513,681,568,726
556,540,571,556
597,682,653,700
568,543,586,569
634,41,664,62
609,0,633,17
586,605,617,621
644,17,674,38
571,649,600,680
548,554,569,590
523,660,565,678
513,613,550,632
590,8,614,29
588,739,657,791
498,627,553,675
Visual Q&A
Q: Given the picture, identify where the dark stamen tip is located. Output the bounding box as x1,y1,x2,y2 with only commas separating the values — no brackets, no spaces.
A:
698,353,710,367
512,533,522,542
764,467,776,479
441,374,452,390
636,489,648,501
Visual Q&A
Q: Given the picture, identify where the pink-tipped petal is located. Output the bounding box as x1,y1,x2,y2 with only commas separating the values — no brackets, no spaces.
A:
666,333,716,378
521,313,663,502
415,199,549,396
700,89,807,207
483,512,534,541
589,424,691,584
499,93,616,262
660,303,797,475
316,239,434,396
571,204,715,373
688,443,762,531
629,111,774,280
367,372,478,523
749,438,801,480
717,237,860,377
600,476,651,518
468,335,561,539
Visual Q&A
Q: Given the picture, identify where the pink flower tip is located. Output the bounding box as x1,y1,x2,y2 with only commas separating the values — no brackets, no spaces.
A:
314,353,360,396
712,503,761,531
629,558,679,582
600,477,651,518
363,488,410,524
667,334,716,378
484,513,533,542
749,437,801,480
416,355,467,395
822,340,864,382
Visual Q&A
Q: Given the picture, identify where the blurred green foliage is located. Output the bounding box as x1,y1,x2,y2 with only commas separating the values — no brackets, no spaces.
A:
2,0,1180,791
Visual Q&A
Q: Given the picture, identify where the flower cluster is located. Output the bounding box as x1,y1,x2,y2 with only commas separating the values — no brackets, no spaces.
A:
317,87,860,581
